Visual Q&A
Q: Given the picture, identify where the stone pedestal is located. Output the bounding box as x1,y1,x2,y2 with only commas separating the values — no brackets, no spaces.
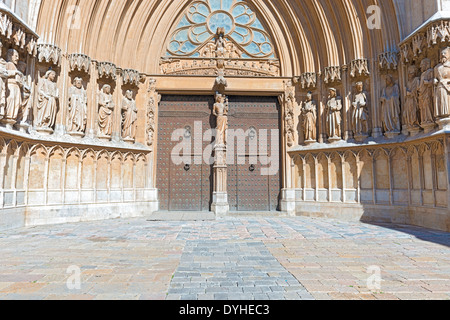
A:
18,122,31,134
68,132,85,139
437,117,450,131
280,188,296,217
98,134,111,141
354,133,369,143
304,139,317,146
2,119,16,130
421,122,436,134
408,126,421,137
385,131,400,139
35,127,54,135
328,136,342,144
123,137,135,145
211,192,229,217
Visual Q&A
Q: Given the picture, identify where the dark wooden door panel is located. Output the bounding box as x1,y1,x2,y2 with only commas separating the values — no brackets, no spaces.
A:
157,95,214,212
227,96,281,212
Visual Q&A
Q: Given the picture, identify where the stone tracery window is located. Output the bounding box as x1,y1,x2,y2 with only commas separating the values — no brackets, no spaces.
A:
166,0,276,59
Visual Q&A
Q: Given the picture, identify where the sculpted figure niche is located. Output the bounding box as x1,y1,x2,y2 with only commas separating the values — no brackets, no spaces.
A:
36,70,59,133
98,84,114,139
434,47,450,122
380,75,401,138
419,58,435,131
67,77,88,136
326,88,343,142
0,43,8,120
404,65,420,135
300,91,317,144
3,49,23,128
352,82,370,141
17,61,31,130
122,90,138,143
213,92,229,147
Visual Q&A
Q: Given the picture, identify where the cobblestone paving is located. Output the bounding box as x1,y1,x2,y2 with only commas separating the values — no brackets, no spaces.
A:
0,216,448,300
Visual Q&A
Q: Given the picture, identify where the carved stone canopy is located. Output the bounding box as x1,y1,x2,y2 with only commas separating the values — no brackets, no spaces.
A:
68,53,92,73
97,61,117,80
122,68,142,86
0,9,38,56
37,43,62,66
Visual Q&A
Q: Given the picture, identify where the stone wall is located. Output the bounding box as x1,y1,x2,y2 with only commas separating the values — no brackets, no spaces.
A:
289,134,450,232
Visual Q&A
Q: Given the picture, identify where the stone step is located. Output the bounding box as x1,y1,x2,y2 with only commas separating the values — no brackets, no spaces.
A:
147,211,216,221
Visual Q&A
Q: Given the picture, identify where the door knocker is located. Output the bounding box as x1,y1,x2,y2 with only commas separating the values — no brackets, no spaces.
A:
184,164,191,171
249,164,256,172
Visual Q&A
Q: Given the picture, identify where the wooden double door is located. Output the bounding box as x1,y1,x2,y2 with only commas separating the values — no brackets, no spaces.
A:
157,95,280,212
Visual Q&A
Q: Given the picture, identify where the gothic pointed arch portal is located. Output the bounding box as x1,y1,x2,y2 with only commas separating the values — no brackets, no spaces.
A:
160,0,281,77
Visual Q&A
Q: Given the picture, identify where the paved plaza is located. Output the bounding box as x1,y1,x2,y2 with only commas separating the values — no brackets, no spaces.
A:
0,215,449,300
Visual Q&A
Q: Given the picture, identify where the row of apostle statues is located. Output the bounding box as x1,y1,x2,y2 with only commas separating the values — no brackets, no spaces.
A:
299,47,450,145
0,47,139,143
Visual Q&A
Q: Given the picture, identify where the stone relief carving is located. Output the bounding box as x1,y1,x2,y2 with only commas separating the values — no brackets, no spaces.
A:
147,79,159,148
352,82,370,141
98,62,117,80
67,77,88,136
325,88,343,142
17,61,31,129
300,91,317,144
36,69,59,133
380,75,401,138
324,66,341,84
97,84,114,139
0,42,9,121
283,81,296,148
121,90,138,143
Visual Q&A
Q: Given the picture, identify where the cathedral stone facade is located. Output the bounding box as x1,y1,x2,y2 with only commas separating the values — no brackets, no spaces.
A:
0,0,449,232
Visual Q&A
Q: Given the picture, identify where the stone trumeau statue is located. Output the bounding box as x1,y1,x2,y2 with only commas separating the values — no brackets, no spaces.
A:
352,81,370,141
418,58,435,132
434,47,450,120
213,92,229,147
326,88,343,142
121,90,138,142
404,65,420,135
36,69,59,133
301,91,317,144
380,74,401,138
98,84,114,139
67,77,88,135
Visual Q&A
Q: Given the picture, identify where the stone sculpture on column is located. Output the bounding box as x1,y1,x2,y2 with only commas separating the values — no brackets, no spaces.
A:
434,47,450,129
301,91,317,144
418,58,436,132
121,90,138,143
0,43,8,120
352,81,370,142
213,92,229,147
380,75,401,138
67,77,88,137
404,65,420,136
326,88,343,142
2,49,22,129
17,61,31,132
98,84,114,139
36,69,59,134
